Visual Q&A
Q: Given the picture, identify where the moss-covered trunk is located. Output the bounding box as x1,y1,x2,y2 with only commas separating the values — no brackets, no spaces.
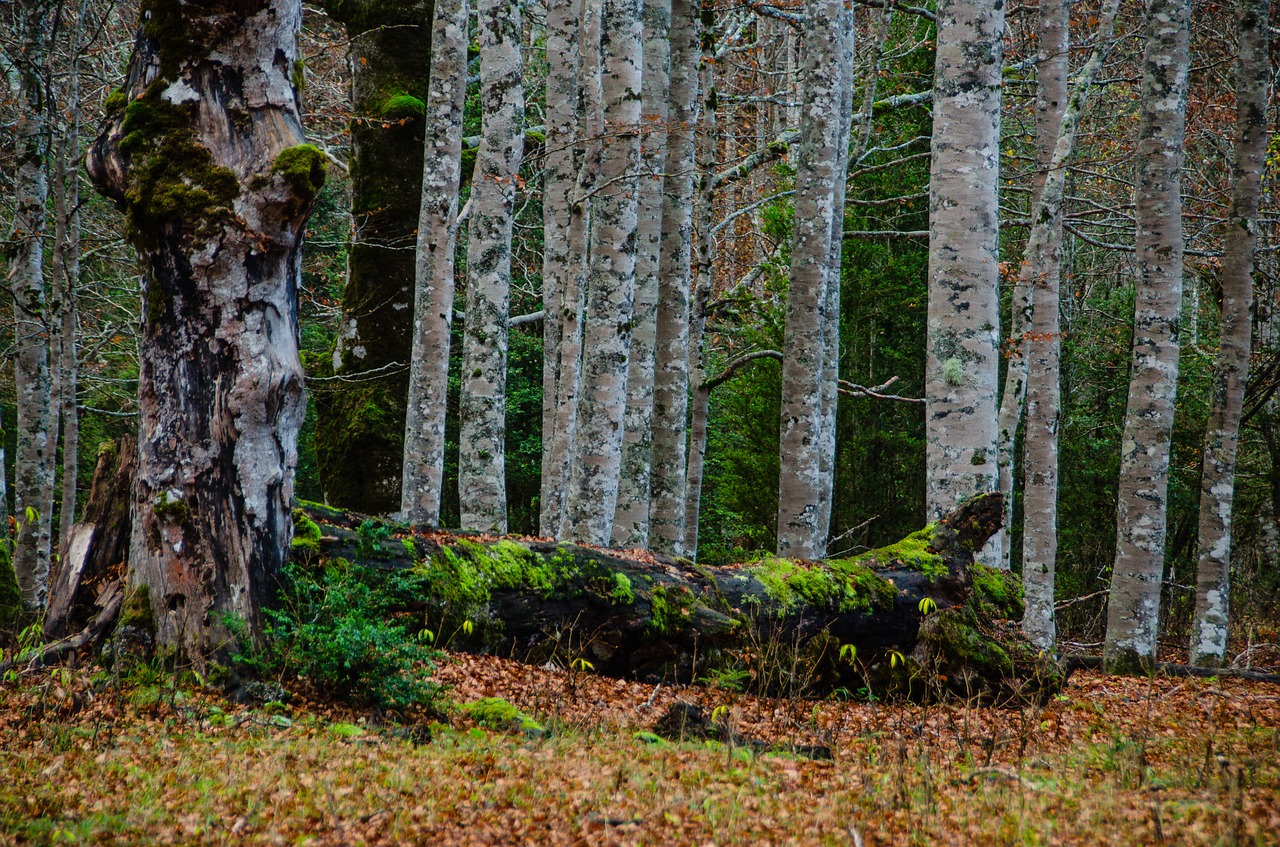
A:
298,492,1061,701
315,0,433,514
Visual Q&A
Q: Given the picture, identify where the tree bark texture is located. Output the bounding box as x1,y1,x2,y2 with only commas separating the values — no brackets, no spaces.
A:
315,0,432,515
1020,0,1122,652
6,0,56,609
87,0,324,656
300,493,1059,701
1104,0,1190,674
647,0,701,556
1189,0,1269,667
539,0,583,537
612,0,673,548
776,0,849,560
401,0,470,527
459,0,525,533
564,0,645,546
924,0,1005,526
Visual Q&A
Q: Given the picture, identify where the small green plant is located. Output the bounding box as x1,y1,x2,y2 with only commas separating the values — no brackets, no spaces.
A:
355,519,392,558
918,597,938,615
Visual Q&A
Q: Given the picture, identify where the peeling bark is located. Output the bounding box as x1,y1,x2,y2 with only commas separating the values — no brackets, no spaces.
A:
87,0,323,656
401,0,470,527
1190,0,1269,667
1104,0,1190,674
924,0,1004,528
459,0,525,533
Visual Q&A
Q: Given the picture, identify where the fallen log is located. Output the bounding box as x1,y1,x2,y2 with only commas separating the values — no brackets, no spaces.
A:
298,492,1062,702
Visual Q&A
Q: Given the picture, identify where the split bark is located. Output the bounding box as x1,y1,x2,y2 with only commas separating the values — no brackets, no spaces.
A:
401,0,470,527
458,0,525,533
87,0,323,655
1104,0,1190,674
1189,0,1270,667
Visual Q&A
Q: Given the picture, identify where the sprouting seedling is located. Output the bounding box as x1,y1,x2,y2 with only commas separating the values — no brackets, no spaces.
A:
888,649,906,669
419,629,436,644
839,643,857,664
462,619,474,636
711,704,730,724
571,657,594,672
918,596,938,615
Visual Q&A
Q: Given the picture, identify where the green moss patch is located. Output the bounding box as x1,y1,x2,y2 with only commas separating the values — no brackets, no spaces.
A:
291,508,323,554
379,94,425,120
969,563,1023,619
745,556,898,616
271,144,326,200
118,585,155,635
846,525,945,580
462,697,548,738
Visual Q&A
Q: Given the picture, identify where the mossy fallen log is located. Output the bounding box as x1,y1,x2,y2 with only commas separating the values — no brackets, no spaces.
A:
296,493,1062,703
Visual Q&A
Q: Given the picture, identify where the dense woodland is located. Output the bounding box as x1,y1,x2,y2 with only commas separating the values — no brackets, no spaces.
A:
0,0,1278,682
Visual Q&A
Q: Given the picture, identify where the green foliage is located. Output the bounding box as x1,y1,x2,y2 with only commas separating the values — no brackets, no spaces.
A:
290,509,323,554
250,561,440,710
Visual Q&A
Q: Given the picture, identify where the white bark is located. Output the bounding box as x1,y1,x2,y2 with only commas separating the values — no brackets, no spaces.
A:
459,0,525,533
564,0,644,546
612,0,672,548
777,0,850,560
1189,0,1269,667
401,0,470,526
1020,0,1123,651
539,0,582,536
7,0,55,609
1104,0,1190,674
87,0,322,654
647,0,701,556
924,0,1005,525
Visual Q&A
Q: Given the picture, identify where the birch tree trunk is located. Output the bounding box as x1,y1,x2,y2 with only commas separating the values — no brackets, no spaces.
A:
813,5,856,555
647,0,701,556
777,0,848,560
612,0,672,548
401,0,470,527
1189,0,1270,667
924,0,1005,526
459,0,525,533
1020,0,1122,651
315,0,431,515
543,0,602,539
6,0,55,609
55,95,83,550
992,0,1069,571
87,0,324,656
564,0,644,545
1103,0,1190,674
538,0,583,537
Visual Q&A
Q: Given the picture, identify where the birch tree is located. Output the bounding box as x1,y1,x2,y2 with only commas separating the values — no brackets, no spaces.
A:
777,0,851,560
647,0,701,555
401,0,470,527
459,0,525,532
1103,0,1191,674
1189,0,1270,667
924,0,1005,526
613,0,672,548
87,0,324,655
1020,0,1123,650
315,0,431,515
539,0,583,537
5,0,55,608
564,0,644,545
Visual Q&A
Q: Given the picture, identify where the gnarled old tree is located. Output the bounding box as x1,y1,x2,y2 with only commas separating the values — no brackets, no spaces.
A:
315,0,431,515
87,0,324,656
1103,0,1190,674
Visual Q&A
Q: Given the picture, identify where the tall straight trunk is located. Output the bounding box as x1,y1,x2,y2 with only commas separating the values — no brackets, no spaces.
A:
543,0,603,539
612,0,672,548
993,0,1070,571
87,0,323,655
813,5,856,555
539,0,583,537
924,0,1005,524
1189,0,1270,667
564,0,645,546
7,0,55,609
55,117,82,550
315,0,431,515
647,0,701,556
777,0,849,560
1021,0,1122,651
401,0,470,526
458,0,525,533
1103,0,1190,675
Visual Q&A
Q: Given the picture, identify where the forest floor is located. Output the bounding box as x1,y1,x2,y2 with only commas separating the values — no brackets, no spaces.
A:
0,652,1278,846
